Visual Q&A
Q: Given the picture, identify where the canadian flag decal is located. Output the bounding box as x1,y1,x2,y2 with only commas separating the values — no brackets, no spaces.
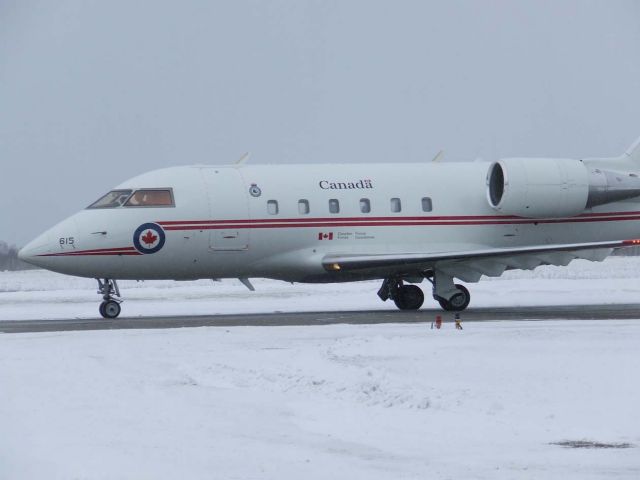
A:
318,232,334,240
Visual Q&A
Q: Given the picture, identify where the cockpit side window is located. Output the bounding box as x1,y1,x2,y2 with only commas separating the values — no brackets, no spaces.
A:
87,190,133,209
124,189,174,207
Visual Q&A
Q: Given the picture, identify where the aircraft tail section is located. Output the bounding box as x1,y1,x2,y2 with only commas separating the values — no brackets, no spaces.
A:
582,133,640,171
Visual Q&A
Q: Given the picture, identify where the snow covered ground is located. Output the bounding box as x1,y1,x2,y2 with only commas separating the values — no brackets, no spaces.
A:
1,321,639,479
1,257,640,479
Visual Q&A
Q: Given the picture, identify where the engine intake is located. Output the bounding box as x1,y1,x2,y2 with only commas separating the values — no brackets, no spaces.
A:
487,158,640,218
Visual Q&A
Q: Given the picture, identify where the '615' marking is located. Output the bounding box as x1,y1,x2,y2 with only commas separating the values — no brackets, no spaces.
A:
59,237,75,246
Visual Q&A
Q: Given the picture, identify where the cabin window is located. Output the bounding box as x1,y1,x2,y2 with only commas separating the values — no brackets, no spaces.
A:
87,190,133,209
267,200,279,215
124,189,174,207
360,198,371,213
329,199,340,214
390,197,402,213
421,197,433,212
298,199,310,214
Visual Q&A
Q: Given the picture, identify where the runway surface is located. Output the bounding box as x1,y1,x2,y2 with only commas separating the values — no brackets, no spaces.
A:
2,304,640,333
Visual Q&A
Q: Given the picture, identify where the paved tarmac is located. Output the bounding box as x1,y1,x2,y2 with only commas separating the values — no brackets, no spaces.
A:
2,304,640,334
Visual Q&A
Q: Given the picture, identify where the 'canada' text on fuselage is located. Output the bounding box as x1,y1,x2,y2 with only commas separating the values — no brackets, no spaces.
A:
319,179,373,190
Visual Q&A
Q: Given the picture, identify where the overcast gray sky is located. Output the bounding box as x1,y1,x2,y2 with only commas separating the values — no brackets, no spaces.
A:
2,0,640,246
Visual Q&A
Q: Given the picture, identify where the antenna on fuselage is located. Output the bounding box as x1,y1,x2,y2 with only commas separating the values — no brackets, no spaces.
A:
235,152,250,165
431,150,444,162
238,277,255,291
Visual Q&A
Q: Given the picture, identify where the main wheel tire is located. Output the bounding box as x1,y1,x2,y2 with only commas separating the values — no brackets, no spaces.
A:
393,285,425,310
100,300,121,319
437,284,470,312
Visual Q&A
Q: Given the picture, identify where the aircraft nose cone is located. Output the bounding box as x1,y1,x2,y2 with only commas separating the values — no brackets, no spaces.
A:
19,216,82,272
18,233,52,268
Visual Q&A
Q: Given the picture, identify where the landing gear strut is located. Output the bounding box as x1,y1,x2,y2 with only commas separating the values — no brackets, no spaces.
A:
436,284,470,311
378,278,425,310
97,278,122,319
429,270,471,312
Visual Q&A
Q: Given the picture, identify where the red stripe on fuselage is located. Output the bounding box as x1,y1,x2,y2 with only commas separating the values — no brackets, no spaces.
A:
157,215,521,225
158,212,640,231
37,247,141,257
34,212,640,257
157,211,640,227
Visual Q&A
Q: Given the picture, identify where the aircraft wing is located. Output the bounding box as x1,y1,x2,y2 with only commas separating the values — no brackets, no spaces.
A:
322,239,640,282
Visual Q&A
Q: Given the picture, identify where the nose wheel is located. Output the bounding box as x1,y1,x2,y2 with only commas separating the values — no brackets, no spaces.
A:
99,300,121,319
96,278,122,319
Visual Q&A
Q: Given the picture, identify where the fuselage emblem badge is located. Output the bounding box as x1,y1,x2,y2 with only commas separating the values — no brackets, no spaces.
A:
133,223,166,254
249,184,262,197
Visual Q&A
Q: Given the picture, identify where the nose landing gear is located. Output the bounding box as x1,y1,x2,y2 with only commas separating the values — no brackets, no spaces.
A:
97,278,122,319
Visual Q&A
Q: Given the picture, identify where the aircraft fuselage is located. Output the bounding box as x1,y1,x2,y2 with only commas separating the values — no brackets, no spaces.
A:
20,161,640,283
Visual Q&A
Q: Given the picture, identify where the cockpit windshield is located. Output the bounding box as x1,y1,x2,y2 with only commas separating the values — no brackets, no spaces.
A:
124,189,174,207
87,190,133,209
86,188,175,209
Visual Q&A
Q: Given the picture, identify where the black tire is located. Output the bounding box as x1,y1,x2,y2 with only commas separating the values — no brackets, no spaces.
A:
101,300,121,319
393,285,425,310
437,284,470,312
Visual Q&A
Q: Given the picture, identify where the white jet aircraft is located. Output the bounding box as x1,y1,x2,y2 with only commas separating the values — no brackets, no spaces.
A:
19,136,640,318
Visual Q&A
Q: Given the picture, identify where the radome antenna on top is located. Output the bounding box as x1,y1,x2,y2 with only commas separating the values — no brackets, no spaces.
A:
431,150,444,162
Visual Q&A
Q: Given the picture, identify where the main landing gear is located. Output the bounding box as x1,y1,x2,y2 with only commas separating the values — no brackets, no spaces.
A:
97,278,122,319
378,278,425,310
378,271,471,312
434,284,470,311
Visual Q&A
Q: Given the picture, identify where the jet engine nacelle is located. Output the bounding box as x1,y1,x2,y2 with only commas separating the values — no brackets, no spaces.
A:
487,158,640,218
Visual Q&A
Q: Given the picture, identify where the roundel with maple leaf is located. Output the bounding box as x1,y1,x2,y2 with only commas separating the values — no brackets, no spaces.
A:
133,223,166,254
